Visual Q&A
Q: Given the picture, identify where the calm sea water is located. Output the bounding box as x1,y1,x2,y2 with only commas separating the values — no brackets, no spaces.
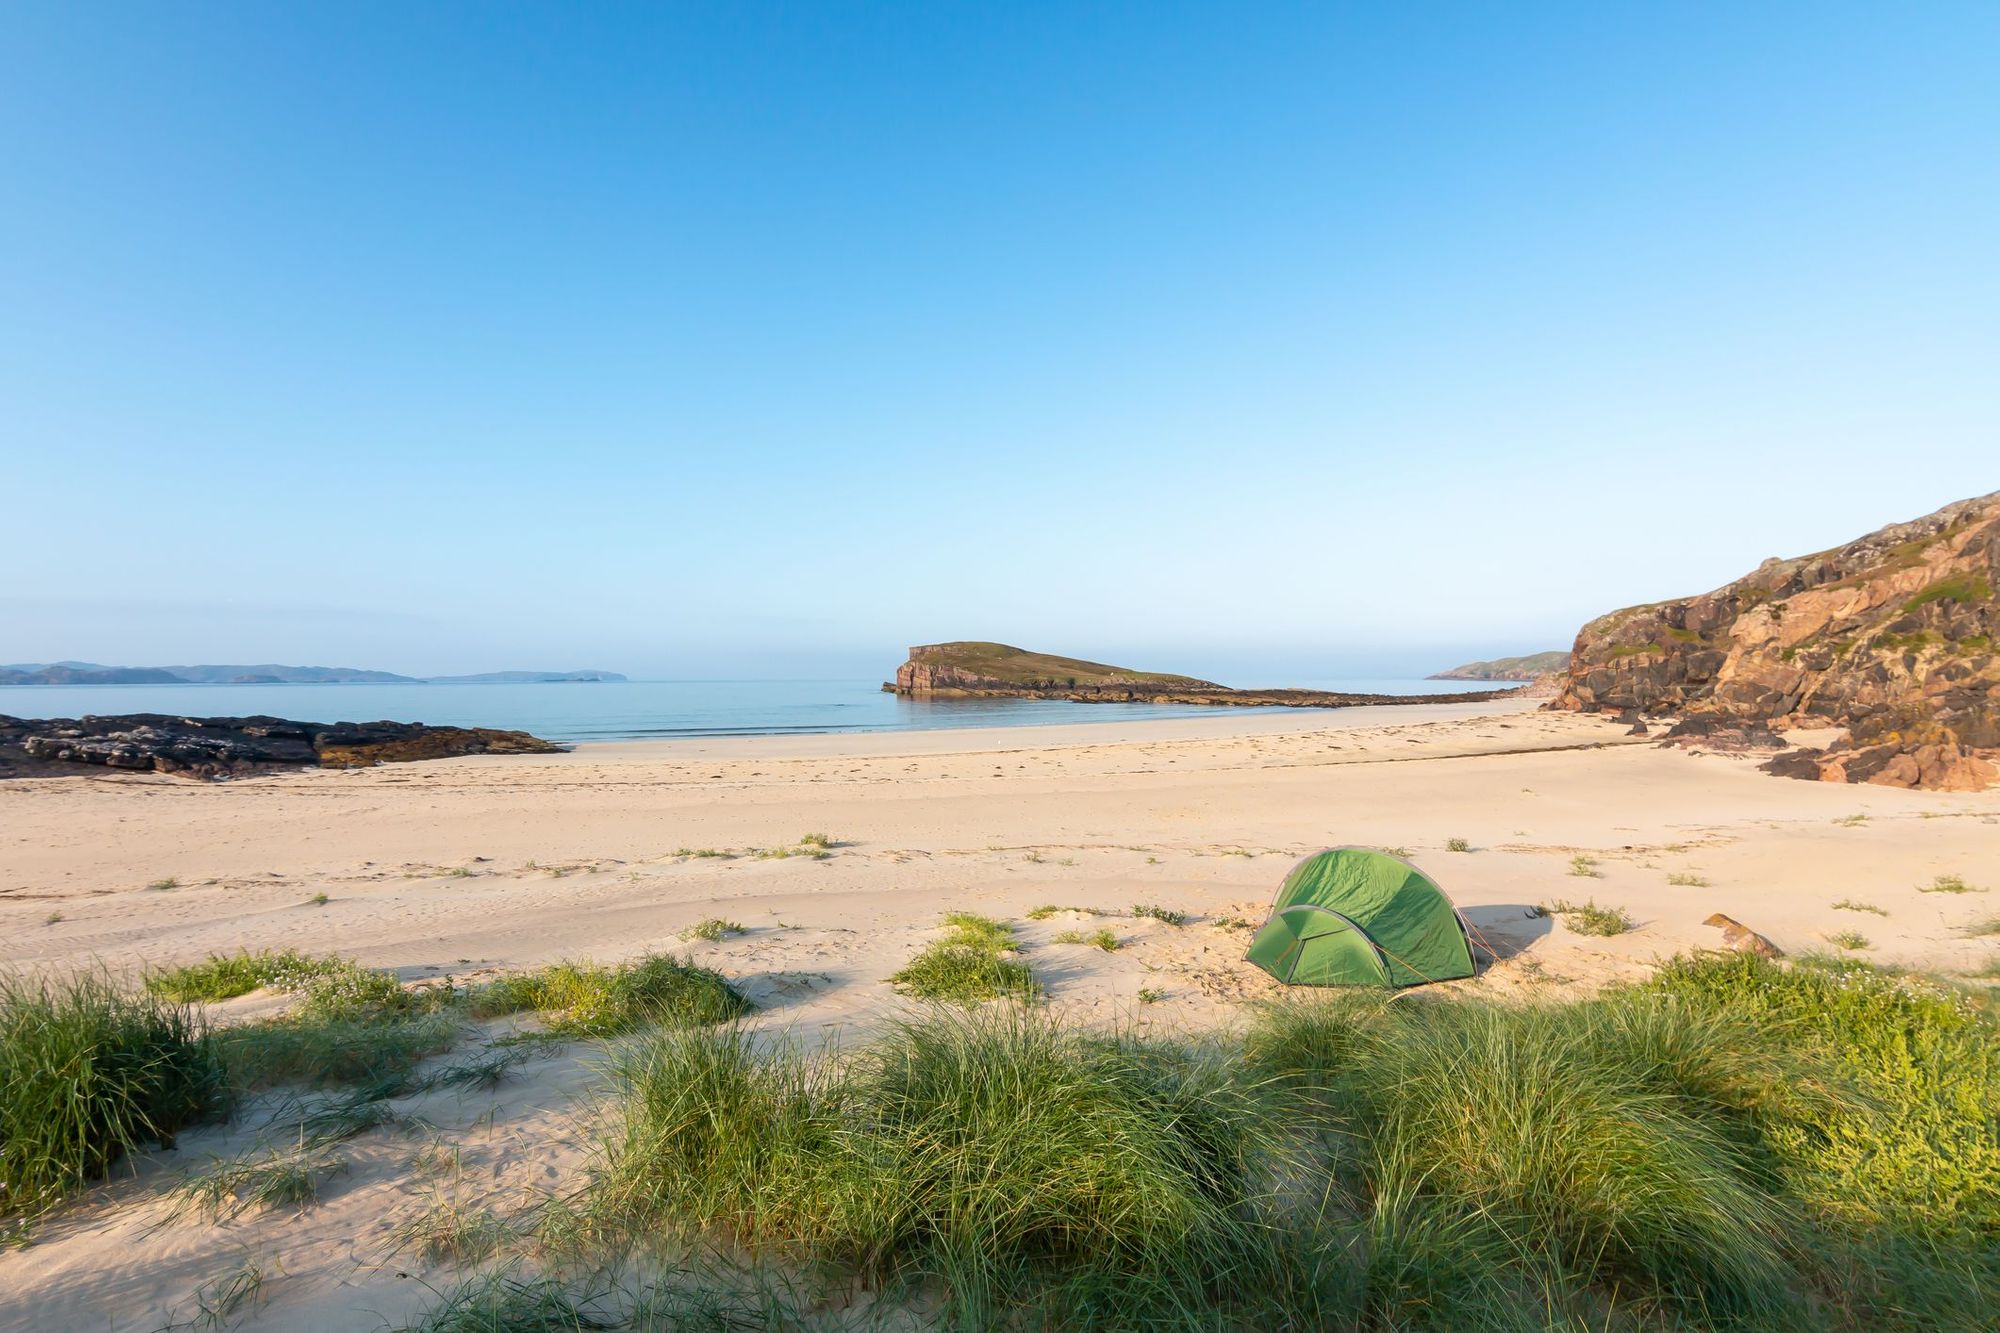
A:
0,678,1519,744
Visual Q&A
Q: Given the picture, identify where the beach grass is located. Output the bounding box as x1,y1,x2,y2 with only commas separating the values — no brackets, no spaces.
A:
1544,898,1636,936
0,972,224,1220
890,914,1038,1005
144,948,348,1003
676,918,745,943
1920,873,1983,894
467,954,750,1037
569,956,2000,1326
588,1007,1310,1326
1051,927,1119,951
1131,903,1187,927
169,1142,346,1221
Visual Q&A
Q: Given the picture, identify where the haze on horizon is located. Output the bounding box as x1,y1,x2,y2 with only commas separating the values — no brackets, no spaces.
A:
4,4,1995,682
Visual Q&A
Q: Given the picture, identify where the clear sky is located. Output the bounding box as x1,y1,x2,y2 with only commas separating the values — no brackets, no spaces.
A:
4,3,1995,681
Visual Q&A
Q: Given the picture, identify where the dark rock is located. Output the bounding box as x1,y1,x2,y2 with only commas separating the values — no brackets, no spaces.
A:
0,713,562,781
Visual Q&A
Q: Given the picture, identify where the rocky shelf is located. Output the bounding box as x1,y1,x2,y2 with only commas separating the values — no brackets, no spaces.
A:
0,714,563,781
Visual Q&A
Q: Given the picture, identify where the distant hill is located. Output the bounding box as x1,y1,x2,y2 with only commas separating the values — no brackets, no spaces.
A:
0,665,186,686
1429,651,1569,681
0,663,627,686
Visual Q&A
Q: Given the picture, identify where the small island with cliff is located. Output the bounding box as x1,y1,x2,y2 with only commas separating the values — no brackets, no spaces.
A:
885,641,1509,708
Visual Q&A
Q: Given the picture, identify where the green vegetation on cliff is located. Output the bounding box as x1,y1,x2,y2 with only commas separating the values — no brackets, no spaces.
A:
903,641,1221,689
1428,650,1568,680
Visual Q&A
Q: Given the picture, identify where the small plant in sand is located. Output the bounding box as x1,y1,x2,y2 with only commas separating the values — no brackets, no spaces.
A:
1834,813,1869,827
169,1142,347,1221
390,1198,514,1265
1667,872,1708,887
798,832,836,849
1544,899,1635,937
304,892,330,906
1568,854,1601,878
1052,928,1119,952
1919,874,1983,895
1826,930,1872,952
1132,903,1187,927
1957,915,2000,938
1834,899,1889,917
1027,904,1112,920
1136,987,1166,1004
42,911,61,926
678,918,745,943
1446,837,1471,853
890,913,1038,1005
147,877,179,891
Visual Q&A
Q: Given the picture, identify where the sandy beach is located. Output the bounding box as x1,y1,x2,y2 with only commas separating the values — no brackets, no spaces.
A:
4,698,1998,1329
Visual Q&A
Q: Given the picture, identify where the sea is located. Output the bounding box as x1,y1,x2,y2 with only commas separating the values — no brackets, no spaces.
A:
0,677,1521,745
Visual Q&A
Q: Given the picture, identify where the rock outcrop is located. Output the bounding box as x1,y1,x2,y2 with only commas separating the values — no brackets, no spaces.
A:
0,714,562,781
887,642,1509,709
1550,491,2000,790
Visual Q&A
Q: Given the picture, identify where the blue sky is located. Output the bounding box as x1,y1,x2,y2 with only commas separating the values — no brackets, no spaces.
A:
3,3,1995,681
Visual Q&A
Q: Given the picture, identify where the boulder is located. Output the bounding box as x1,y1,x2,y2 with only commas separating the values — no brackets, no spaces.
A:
1702,913,1783,959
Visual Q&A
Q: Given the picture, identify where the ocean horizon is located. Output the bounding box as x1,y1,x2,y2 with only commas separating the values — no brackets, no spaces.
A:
0,676,1522,744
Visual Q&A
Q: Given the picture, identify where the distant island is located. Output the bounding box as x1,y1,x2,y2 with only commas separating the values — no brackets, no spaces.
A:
1428,651,1569,681
0,662,627,686
886,642,1507,708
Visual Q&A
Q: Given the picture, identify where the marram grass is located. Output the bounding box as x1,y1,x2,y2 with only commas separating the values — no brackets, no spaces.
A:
577,955,2000,1330
1,971,224,1219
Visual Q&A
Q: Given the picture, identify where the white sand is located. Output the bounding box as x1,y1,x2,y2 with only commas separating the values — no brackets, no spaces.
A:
3,698,1997,1329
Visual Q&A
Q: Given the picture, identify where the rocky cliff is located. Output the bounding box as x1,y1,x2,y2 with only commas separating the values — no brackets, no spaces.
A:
0,714,562,781
887,642,1507,709
1550,491,2000,790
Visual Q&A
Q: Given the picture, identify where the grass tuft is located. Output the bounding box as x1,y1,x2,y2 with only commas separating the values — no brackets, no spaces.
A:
145,948,348,1004
1567,854,1600,878
1834,899,1889,916
1544,898,1636,936
1827,930,1873,951
676,918,745,943
469,955,750,1037
1920,874,1983,895
1132,903,1187,927
1,972,224,1219
1051,928,1119,952
592,1008,1296,1324
891,914,1038,1005
169,1142,346,1221
1446,837,1471,853
1667,872,1709,887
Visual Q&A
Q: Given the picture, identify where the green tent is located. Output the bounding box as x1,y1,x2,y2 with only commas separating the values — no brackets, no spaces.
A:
1244,848,1476,987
